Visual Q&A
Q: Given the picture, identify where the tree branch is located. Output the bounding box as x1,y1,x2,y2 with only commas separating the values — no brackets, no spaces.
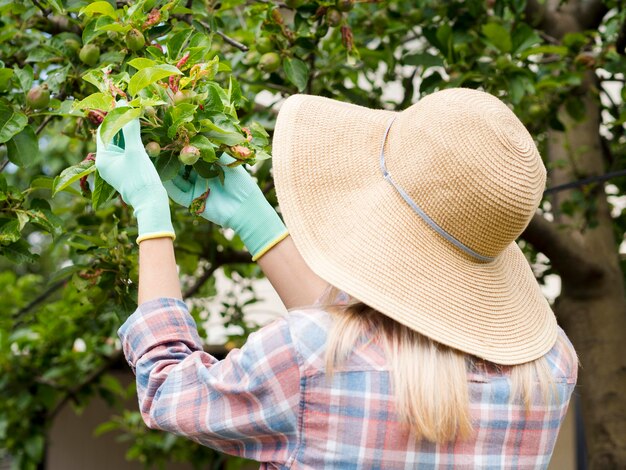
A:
0,159,9,173
31,0,50,17
182,18,249,52
47,351,124,422
183,263,220,298
215,30,249,52
36,115,55,135
577,0,609,31
13,280,65,320
521,213,606,287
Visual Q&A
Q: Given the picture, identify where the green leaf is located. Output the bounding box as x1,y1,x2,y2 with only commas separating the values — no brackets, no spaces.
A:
73,92,115,112
0,219,21,245
1,239,38,263
511,24,541,55
203,82,225,113
0,102,27,143
167,103,197,138
13,65,33,92
481,23,512,53
167,29,194,61
52,159,96,196
26,48,61,63
94,420,119,437
127,58,158,70
47,0,64,14
24,434,44,461
193,159,219,178
99,106,141,146
190,134,216,162
200,117,245,146
6,125,40,168
283,57,309,92
83,16,112,44
24,208,59,234
30,176,81,195
155,154,180,181
92,171,116,209
79,1,117,19
0,68,13,92
46,65,70,94
128,65,182,96
520,45,568,60
255,149,272,161
403,52,444,68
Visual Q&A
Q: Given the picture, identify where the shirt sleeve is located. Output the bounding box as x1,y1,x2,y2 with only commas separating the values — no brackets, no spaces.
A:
118,298,302,465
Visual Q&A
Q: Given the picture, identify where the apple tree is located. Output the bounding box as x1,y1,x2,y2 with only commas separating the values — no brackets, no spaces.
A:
0,0,625,468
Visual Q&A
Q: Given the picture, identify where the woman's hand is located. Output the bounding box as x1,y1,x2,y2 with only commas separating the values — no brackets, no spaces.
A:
164,155,287,261
95,104,175,244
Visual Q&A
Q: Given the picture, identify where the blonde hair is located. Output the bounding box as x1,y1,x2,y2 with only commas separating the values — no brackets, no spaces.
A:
323,288,573,443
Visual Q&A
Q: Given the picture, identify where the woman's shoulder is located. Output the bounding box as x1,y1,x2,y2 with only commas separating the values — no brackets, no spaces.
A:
544,326,579,384
282,308,332,371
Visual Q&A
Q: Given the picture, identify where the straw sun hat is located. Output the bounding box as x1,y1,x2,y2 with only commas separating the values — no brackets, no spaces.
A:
272,87,557,365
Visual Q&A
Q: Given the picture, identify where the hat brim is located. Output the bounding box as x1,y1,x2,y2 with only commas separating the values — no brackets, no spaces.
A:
272,94,557,365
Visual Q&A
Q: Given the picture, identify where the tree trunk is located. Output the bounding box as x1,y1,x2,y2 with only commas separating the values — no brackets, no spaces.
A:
521,2,626,467
522,76,626,470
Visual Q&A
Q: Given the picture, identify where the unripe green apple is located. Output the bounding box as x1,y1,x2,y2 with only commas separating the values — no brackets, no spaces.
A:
146,141,161,157
79,44,100,66
257,37,274,54
258,52,281,73
26,84,50,110
179,145,200,165
336,0,354,12
126,29,146,52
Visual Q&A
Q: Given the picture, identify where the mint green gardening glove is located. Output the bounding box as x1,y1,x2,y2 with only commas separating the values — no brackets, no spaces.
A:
164,155,288,261
95,106,175,244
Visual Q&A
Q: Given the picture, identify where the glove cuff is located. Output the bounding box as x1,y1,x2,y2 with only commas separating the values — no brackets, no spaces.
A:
231,195,288,260
133,185,176,244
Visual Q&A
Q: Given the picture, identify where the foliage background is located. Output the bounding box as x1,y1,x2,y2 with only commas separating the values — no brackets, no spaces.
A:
0,0,625,468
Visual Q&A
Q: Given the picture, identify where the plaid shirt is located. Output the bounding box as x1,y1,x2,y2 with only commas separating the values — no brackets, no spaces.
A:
119,298,577,470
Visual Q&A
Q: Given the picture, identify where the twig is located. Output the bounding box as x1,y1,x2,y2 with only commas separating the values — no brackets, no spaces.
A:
214,31,249,52
194,19,249,52
538,30,560,45
183,264,220,298
31,0,50,16
0,159,9,173
13,280,65,320
36,115,54,135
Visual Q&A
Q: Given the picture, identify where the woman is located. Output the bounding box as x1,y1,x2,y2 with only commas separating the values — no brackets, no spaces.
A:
96,88,578,469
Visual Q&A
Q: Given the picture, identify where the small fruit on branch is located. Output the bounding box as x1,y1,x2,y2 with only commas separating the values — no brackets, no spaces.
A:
26,84,50,110
179,145,200,165
126,29,146,52
146,142,161,157
79,44,100,66
259,52,281,73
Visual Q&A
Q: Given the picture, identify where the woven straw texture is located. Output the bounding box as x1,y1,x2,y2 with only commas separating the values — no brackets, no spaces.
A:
272,88,557,365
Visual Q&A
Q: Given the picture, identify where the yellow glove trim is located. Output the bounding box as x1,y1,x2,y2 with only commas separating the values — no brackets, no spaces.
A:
136,232,177,244
251,231,289,262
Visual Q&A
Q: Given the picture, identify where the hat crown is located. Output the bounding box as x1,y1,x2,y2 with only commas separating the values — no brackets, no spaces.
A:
388,88,546,259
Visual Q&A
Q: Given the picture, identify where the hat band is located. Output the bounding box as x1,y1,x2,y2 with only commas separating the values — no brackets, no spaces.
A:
379,117,495,263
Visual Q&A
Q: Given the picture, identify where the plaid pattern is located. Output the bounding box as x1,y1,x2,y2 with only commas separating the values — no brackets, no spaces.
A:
119,298,577,470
